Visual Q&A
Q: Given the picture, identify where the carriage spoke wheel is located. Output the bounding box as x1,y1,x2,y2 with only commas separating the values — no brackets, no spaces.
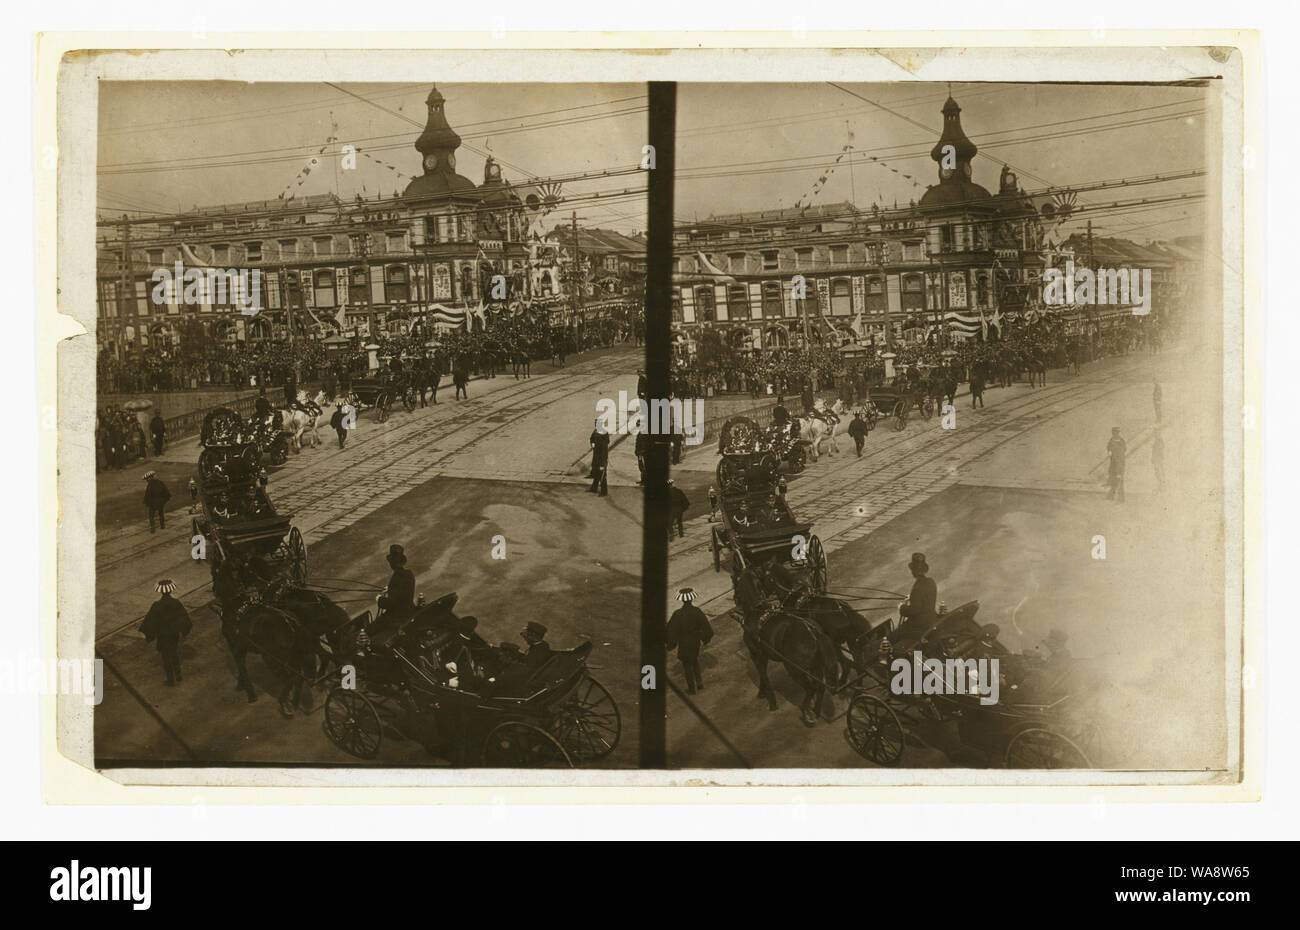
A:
716,457,745,495
403,388,417,413
377,394,390,424
324,687,381,759
287,526,308,585
807,535,828,595
481,722,575,768
892,401,907,431
1003,727,1093,769
549,675,621,764
845,693,905,766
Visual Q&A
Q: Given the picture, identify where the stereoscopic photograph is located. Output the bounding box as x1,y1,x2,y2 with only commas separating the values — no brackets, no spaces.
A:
48,43,1248,788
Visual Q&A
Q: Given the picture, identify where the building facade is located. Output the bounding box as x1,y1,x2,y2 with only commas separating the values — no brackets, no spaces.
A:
96,85,554,362
671,96,1048,352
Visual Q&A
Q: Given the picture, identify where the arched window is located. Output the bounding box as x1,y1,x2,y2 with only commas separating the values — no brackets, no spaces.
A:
385,265,409,303
830,278,852,316
762,281,784,319
695,286,716,322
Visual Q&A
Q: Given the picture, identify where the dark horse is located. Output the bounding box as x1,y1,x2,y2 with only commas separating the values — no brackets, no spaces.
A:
734,566,845,726
219,564,359,716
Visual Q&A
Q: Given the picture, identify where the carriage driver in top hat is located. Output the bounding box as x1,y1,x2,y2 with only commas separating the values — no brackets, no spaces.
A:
895,552,939,644
377,544,417,622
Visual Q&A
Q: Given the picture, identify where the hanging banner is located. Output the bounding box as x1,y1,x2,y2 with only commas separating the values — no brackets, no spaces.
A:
947,270,968,309
265,271,282,310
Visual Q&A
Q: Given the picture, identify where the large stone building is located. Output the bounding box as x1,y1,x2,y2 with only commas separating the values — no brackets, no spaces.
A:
96,85,554,361
671,95,1048,352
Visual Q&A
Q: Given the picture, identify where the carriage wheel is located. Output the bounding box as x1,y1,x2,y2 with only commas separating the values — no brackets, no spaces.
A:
377,393,390,424
1003,727,1093,769
268,437,289,467
287,526,308,584
920,396,934,418
807,535,828,594
481,721,575,768
891,401,907,431
549,675,622,763
198,449,219,481
845,692,905,766
402,388,417,413
716,456,745,495
864,407,879,430
324,687,381,759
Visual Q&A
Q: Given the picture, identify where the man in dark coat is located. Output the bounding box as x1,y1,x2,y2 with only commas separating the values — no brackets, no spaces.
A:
149,412,166,456
666,587,713,694
140,579,192,686
521,621,552,669
588,419,609,496
895,552,939,646
329,404,347,450
636,368,648,400
377,544,416,621
1106,426,1127,503
667,479,689,538
634,431,651,486
800,382,815,414
143,471,170,532
453,363,469,400
254,388,272,419
847,412,869,457
772,397,790,430
969,369,985,409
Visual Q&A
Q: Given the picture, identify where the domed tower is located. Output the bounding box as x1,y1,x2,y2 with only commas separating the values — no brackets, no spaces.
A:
919,96,991,210
403,85,477,199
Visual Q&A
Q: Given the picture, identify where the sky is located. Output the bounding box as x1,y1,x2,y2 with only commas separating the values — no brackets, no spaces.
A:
97,80,1212,244
97,82,651,234
674,81,1212,244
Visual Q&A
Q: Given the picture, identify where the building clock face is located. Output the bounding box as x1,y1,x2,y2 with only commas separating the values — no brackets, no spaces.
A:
424,154,438,171
939,167,955,180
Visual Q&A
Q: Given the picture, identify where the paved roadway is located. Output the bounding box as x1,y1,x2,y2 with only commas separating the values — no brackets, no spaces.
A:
666,341,1229,772
94,346,646,767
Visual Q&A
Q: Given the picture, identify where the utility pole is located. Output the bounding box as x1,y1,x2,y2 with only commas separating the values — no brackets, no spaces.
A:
118,215,132,361
358,216,375,339
571,211,583,332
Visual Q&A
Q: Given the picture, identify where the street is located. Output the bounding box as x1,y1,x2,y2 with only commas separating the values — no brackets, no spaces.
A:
666,340,1227,771
94,346,646,766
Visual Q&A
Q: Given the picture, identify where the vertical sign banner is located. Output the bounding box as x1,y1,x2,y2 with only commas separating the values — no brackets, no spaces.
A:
265,271,281,310
948,270,968,309
815,277,831,315
852,275,866,312
336,268,349,307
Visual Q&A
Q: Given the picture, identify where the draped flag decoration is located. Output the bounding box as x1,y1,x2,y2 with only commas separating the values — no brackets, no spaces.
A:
426,304,468,327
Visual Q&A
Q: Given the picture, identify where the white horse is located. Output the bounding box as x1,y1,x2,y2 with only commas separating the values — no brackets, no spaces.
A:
829,400,865,443
793,408,839,462
276,390,326,452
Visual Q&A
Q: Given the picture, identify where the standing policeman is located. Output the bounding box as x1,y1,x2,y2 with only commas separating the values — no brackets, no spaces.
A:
140,580,192,686
667,588,714,694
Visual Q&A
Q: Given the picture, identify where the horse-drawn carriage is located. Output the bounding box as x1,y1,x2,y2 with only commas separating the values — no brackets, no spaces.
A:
863,382,933,432
193,409,307,586
710,417,827,593
323,593,622,767
346,371,417,424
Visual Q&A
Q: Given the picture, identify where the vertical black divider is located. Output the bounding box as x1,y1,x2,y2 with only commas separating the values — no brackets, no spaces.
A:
639,82,675,769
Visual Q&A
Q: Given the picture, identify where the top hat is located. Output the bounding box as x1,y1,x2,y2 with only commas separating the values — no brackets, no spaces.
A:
676,587,698,603
523,621,548,639
908,552,928,572
387,544,407,565
155,579,177,594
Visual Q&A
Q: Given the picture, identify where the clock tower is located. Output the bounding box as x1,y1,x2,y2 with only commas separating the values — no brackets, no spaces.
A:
931,96,978,184
403,84,477,199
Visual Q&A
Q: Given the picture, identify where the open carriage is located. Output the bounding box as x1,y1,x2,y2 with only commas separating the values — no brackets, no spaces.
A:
864,383,933,432
841,601,1099,769
709,417,827,593
192,408,307,586
347,371,417,424
323,594,621,767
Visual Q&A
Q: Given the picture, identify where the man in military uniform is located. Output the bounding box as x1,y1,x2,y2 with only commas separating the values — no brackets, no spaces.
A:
140,579,192,686
667,587,713,694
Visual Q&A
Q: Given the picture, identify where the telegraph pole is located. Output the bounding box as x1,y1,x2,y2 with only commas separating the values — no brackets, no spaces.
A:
118,215,132,361
571,211,583,331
